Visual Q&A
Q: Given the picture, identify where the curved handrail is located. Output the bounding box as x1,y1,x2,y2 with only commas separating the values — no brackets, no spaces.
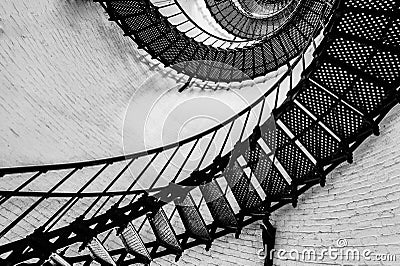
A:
100,0,334,82
0,18,326,177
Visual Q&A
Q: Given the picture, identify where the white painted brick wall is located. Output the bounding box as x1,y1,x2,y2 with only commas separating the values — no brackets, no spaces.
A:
0,0,153,166
0,0,399,265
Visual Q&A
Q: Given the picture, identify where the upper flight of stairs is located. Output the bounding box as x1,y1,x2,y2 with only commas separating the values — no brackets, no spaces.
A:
205,0,301,39
95,0,334,82
237,0,293,16
0,0,399,265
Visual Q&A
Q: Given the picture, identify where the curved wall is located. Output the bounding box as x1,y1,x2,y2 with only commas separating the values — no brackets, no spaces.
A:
0,0,399,265
0,0,152,166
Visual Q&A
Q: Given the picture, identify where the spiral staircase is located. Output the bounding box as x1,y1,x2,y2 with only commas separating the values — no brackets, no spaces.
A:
0,0,399,265
205,0,302,39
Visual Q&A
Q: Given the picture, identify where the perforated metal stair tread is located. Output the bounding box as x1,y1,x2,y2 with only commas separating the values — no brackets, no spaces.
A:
147,207,183,254
223,160,267,214
117,223,152,263
200,179,239,229
96,0,334,82
174,193,212,242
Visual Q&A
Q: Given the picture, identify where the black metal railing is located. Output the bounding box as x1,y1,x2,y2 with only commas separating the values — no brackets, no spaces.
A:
95,0,334,82
0,18,328,265
1,0,399,265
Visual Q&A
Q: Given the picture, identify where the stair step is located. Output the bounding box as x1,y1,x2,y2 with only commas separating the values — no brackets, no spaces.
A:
280,103,341,162
296,80,370,141
147,207,183,254
175,193,212,242
47,253,72,266
117,223,152,263
86,237,116,266
200,179,239,229
260,117,320,184
241,140,292,199
223,160,267,214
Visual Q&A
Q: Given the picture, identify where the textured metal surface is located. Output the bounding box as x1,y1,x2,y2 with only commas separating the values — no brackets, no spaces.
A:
97,0,334,82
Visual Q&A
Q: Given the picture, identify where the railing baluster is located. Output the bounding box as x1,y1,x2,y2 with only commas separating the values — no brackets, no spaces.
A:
257,96,266,126
171,139,199,184
116,152,160,206
81,158,135,218
274,82,281,110
43,164,110,231
0,172,42,206
239,110,251,142
219,121,235,157
0,168,79,239
197,131,218,170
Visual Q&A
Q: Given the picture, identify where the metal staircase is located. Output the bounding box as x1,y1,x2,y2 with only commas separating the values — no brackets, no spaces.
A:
0,0,399,265
95,0,334,82
236,0,294,17
204,0,302,39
